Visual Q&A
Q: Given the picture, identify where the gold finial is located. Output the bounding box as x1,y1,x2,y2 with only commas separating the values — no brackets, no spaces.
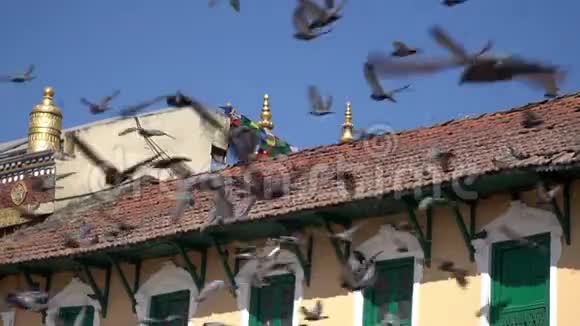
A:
340,101,354,144
28,87,63,153
258,94,274,130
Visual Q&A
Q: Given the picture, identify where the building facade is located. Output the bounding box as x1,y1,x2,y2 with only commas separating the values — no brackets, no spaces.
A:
0,89,578,326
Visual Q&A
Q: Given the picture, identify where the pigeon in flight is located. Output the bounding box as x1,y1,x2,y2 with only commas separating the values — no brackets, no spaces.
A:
308,85,334,116
119,95,167,117
0,65,35,83
391,41,420,57
301,300,328,321
118,125,175,140
195,280,226,303
70,133,160,186
166,91,223,129
6,289,49,312
138,315,183,325
303,0,347,30
228,126,260,163
80,90,121,114
292,3,333,41
364,63,410,102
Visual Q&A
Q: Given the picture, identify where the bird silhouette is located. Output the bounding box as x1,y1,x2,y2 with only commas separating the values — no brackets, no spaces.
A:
80,90,121,114
0,65,35,83
364,63,410,102
308,85,334,116
391,41,420,57
70,133,160,186
293,3,333,41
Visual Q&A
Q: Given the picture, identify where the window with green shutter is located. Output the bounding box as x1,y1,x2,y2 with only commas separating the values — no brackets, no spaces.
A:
249,273,296,326
149,290,190,326
362,257,414,326
490,232,550,326
57,306,94,326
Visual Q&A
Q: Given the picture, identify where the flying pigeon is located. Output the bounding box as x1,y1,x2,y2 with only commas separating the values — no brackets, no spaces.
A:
80,90,121,114
70,133,160,186
308,85,334,116
292,3,333,41
0,65,35,83
195,280,226,303
391,41,420,57
364,62,410,102
301,300,328,321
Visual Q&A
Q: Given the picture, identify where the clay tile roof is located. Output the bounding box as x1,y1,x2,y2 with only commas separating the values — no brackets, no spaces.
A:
1,92,580,266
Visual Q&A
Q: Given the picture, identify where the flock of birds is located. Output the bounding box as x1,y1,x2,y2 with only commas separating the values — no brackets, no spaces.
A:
0,0,571,325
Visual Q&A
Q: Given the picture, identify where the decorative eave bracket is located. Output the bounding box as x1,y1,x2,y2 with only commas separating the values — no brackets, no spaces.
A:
402,197,433,266
208,236,238,298
165,240,207,291
319,215,351,265
72,258,112,318
283,234,314,286
104,254,142,313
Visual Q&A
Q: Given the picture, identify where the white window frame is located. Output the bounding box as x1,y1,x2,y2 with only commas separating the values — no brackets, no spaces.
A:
134,261,198,326
352,224,425,326
234,248,304,326
471,200,562,326
45,277,101,326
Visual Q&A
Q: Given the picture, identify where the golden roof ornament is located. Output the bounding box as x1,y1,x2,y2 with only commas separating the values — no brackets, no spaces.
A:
340,101,354,144
28,87,63,153
258,94,274,130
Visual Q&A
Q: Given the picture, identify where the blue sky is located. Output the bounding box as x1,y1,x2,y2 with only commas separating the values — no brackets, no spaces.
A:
0,1,577,149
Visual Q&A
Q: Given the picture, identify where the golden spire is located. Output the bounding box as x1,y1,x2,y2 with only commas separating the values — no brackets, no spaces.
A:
340,101,354,144
258,94,274,130
28,87,63,153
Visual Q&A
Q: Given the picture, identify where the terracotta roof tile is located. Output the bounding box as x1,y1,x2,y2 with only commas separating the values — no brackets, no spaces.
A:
2,92,580,265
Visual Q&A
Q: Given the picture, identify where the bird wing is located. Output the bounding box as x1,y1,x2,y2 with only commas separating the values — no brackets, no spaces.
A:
429,26,470,62
389,84,411,94
119,95,166,117
476,41,493,57
392,41,407,51
367,52,459,78
142,128,173,138
324,0,335,8
70,133,118,173
101,89,121,105
302,0,326,19
293,5,311,34
24,64,35,76
314,300,323,316
198,280,225,300
118,127,139,136
80,98,95,107
188,98,223,129
364,63,385,95
308,85,324,112
229,0,240,12
121,154,161,175
324,95,333,112
229,126,260,161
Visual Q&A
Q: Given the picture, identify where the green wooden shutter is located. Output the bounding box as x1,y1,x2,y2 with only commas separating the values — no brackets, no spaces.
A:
363,257,414,326
249,273,296,326
490,232,550,326
149,290,190,326
57,306,95,326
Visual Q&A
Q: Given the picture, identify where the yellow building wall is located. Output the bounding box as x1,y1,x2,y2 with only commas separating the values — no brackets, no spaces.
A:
54,107,229,210
2,182,580,326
